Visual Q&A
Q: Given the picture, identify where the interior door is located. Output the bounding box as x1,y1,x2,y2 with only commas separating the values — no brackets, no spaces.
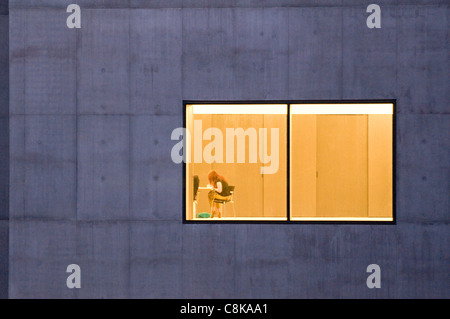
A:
316,115,368,217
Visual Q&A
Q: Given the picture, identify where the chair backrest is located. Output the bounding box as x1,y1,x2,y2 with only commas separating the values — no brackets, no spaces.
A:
227,186,235,204
212,186,235,204
193,175,199,200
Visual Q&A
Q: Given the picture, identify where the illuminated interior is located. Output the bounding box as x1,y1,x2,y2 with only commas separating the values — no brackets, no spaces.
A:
185,102,394,222
185,104,288,221
290,103,394,221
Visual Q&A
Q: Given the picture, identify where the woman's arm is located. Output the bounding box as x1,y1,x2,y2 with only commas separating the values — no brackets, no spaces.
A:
215,181,222,193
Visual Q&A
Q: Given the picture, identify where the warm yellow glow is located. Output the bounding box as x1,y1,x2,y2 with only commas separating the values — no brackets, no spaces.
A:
290,217,393,222
290,103,393,114
185,102,393,222
192,216,392,221
193,217,288,221
190,104,288,114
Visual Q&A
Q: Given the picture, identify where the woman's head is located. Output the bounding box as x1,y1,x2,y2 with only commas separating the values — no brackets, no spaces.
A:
208,170,227,186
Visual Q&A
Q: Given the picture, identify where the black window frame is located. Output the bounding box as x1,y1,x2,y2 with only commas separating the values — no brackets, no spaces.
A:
182,99,396,225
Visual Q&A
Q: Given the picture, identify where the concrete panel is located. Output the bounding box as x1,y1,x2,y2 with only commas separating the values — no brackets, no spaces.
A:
395,114,449,222
10,0,130,9
397,6,449,114
181,224,236,298
9,1,449,9
24,115,76,219
9,115,24,219
397,114,449,170
76,221,130,298
129,221,182,298
395,223,450,298
149,162,182,218
0,15,8,118
397,0,448,4
130,115,182,220
244,223,450,299
0,221,7,299
23,115,76,163
131,0,184,8
232,8,289,99
338,225,400,298
130,115,177,165
130,9,182,115
0,0,7,15
342,6,397,100
77,115,130,220
234,225,292,298
10,115,77,219
78,10,130,115
9,10,25,115
0,118,8,220
285,224,448,299
288,7,342,99
396,166,449,223
286,225,398,298
0,13,8,281
287,226,345,298
9,9,77,115
182,8,289,100
9,220,77,298
182,8,236,100
131,161,182,221
23,161,76,219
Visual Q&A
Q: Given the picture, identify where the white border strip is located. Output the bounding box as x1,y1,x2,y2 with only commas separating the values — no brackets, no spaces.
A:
193,217,288,221
290,217,393,222
291,103,393,115
192,217,392,222
191,104,288,115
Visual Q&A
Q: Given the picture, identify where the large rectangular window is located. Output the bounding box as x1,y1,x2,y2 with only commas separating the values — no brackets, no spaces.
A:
183,101,395,223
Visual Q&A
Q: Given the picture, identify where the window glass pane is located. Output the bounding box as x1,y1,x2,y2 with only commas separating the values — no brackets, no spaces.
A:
185,104,287,221
290,103,393,222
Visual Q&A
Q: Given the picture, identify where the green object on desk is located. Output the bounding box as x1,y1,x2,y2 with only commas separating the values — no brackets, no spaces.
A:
197,212,211,218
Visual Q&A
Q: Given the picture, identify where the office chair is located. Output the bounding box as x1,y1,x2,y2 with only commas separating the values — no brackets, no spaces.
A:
193,175,199,200
193,175,200,217
211,186,236,218
194,175,212,218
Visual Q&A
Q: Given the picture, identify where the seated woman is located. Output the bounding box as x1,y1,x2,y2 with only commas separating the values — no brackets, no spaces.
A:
207,170,231,218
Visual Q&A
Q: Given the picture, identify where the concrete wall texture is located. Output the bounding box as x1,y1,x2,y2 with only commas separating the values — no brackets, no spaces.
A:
4,0,449,298
0,0,9,300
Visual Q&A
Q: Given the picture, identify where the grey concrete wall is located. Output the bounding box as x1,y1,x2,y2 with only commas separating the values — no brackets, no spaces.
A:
7,0,450,298
0,0,9,300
